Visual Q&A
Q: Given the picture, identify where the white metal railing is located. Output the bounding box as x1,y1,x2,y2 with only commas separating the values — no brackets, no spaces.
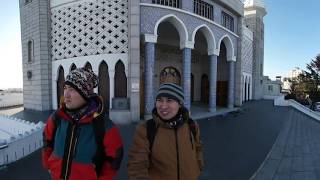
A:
152,0,180,8
0,115,44,166
193,0,214,21
274,96,320,121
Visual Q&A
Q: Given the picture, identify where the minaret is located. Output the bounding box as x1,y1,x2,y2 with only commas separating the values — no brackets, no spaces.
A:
19,0,52,110
244,0,267,100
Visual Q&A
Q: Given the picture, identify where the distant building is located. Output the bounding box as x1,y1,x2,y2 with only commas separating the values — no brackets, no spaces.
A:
282,67,303,92
263,76,282,98
5,88,23,93
19,0,267,122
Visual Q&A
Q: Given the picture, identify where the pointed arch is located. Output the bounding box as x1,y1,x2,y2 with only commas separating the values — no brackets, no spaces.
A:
154,14,188,49
218,35,235,61
70,63,77,72
57,66,65,106
84,62,92,70
191,24,216,55
114,60,127,97
98,61,110,114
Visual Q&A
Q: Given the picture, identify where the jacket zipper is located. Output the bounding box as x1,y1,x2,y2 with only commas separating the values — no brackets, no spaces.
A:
63,123,78,180
175,128,180,180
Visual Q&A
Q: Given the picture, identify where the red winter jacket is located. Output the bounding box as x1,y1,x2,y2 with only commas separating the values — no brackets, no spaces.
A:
42,97,123,180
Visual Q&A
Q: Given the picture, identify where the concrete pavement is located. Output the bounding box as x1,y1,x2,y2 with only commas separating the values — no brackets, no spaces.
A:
198,100,290,180
251,108,320,180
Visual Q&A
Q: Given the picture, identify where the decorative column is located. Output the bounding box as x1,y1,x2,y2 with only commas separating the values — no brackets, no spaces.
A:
228,61,235,108
144,42,155,119
183,48,191,110
109,69,115,109
209,54,218,112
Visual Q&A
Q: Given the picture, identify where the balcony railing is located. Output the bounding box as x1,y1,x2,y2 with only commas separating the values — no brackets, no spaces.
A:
152,0,180,8
194,0,214,21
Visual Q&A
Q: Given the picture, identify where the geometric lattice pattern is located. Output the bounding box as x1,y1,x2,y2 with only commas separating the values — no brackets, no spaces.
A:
241,34,253,74
51,0,128,60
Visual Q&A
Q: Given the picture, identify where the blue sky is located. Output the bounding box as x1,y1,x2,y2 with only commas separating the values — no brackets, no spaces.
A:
0,0,319,88
0,1,22,89
264,0,320,79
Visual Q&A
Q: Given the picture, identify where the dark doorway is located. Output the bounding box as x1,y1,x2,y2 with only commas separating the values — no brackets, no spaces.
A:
191,73,194,102
70,63,77,71
201,74,209,103
57,66,65,107
84,62,92,70
98,61,110,115
114,61,127,97
217,81,228,107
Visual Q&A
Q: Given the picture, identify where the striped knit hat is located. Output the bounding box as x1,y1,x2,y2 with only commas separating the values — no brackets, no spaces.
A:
156,83,184,104
65,67,98,100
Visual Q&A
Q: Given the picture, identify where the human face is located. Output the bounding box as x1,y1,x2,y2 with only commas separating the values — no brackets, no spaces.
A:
155,96,180,120
63,85,87,110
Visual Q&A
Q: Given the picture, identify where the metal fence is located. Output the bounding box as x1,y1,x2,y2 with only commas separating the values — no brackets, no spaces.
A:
193,0,214,21
152,0,180,8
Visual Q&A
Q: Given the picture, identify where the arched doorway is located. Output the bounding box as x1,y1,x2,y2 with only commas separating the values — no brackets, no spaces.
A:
217,42,228,107
114,61,127,97
245,77,248,102
191,73,194,102
156,19,182,87
98,61,110,115
57,66,65,107
84,62,92,70
248,77,251,100
141,15,186,117
140,71,145,117
70,63,77,71
159,66,181,85
201,74,209,103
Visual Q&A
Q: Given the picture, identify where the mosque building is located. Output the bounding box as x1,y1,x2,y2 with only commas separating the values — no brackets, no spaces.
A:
19,0,267,123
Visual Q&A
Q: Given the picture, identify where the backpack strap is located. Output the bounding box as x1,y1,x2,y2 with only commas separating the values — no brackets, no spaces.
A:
146,119,159,153
92,113,106,175
52,111,61,129
43,111,60,149
93,114,123,172
146,118,197,151
188,119,196,137
188,118,197,148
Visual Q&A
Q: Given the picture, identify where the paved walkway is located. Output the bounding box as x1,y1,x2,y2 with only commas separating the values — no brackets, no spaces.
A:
198,100,290,180
0,100,307,180
251,108,320,180
190,102,239,120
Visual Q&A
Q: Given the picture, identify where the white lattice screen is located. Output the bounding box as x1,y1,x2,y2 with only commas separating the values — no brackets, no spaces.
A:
51,0,128,60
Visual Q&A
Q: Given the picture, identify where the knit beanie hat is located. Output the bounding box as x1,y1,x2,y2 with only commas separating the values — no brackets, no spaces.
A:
65,67,98,100
155,83,184,105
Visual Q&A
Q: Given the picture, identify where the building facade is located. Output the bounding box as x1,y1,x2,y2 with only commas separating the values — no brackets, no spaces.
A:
262,76,282,98
19,0,266,123
282,67,303,92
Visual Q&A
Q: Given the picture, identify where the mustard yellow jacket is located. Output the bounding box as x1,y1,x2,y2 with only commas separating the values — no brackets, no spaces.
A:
127,110,204,180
